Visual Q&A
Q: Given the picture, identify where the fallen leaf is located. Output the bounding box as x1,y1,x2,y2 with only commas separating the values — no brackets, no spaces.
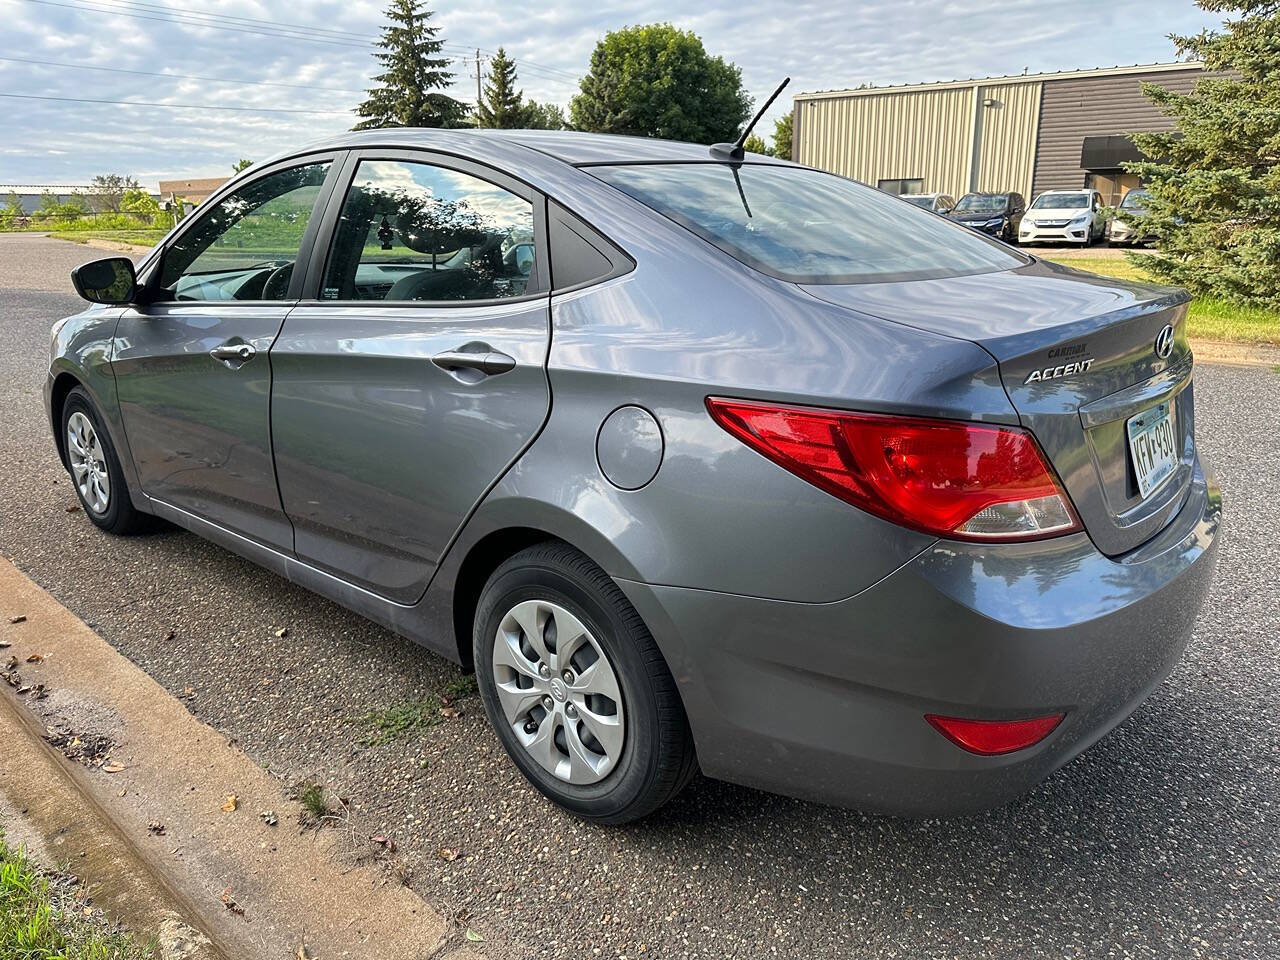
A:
438,846,459,862
274,627,288,638
102,763,125,774
219,887,245,917
164,630,176,642
25,653,44,664
440,705,460,719
65,504,80,513
260,810,278,827
221,794,239,813
147,821,166,835
465,929,484,943
370,834,397,853
7,615,26,625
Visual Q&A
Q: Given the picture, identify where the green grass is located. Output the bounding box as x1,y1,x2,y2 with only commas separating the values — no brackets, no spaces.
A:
358,695,442,746
0,831,154,960
49,229,166,248
298,782,330,820
1042,255,1280,346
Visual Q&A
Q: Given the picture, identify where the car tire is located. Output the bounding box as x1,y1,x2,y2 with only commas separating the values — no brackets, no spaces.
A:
61,387,148,535
473,542,697,824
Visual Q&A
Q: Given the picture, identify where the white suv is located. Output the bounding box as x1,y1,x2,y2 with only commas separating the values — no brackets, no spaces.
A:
1019,190,1105,246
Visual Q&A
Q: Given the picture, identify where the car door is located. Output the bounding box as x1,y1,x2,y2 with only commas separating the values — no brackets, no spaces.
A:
270,151,552,604
1009,193,1025,233
113,157,341,551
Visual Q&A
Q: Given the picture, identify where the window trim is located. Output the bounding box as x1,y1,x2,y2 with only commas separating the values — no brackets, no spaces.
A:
298,147,550,308
138,153,344,307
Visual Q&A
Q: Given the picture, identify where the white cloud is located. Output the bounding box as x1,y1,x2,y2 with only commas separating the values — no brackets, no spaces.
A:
0,0,1220,184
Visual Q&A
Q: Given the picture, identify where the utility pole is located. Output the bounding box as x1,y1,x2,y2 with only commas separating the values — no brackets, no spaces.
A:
461,49,486,109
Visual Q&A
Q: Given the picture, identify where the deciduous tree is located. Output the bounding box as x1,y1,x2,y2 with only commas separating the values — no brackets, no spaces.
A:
570,24,751,143
772,110,793,161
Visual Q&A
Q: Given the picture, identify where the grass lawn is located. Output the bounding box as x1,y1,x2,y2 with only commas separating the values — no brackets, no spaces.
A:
0,831,153,960
48,229,166,249
1042,254,1280,346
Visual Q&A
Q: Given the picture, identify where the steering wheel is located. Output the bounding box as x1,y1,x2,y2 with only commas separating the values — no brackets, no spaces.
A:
261,262,293,301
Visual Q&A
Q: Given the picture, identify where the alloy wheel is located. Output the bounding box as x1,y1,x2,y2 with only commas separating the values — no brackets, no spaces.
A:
66,411,110,514
491,598,626,785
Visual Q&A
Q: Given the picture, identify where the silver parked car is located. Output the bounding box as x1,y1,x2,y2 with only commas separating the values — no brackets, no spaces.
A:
47,130,1220,824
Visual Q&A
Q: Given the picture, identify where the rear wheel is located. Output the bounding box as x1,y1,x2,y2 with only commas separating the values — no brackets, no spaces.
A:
473,542,696,824
62,387,147,535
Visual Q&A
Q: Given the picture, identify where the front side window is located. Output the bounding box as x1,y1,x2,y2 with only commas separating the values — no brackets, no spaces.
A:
157,162,330,302
322,159,536,302
595,164,1025,284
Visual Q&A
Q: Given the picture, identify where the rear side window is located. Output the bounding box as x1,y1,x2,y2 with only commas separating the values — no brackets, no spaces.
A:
593,164,1025,284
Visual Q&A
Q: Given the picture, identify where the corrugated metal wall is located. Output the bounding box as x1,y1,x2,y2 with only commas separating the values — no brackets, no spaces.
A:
971,81,1041,199
794,86,976,195
1031,69,1200,196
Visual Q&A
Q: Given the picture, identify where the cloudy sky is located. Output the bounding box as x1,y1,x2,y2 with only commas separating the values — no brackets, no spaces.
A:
0,0,1220,186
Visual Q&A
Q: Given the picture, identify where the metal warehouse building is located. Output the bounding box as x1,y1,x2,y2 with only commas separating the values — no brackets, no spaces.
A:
792,62,1202,205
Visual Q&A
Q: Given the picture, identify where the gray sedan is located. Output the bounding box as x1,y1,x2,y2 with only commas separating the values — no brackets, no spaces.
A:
46,130,1220,824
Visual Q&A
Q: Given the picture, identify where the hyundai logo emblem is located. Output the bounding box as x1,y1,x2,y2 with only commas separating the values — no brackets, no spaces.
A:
1154,324,1175,360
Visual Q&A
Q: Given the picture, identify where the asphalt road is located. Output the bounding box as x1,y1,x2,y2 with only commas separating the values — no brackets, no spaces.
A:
1,233,1276,960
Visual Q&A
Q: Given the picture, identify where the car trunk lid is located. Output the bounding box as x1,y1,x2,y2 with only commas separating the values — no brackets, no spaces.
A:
801,259,1196,556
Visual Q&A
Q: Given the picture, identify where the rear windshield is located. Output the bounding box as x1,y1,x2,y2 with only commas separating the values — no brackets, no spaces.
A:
592,163,1025,284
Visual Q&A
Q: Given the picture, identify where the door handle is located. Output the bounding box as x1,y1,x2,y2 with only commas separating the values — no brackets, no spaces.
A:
210,342,256,364
431,347,516,377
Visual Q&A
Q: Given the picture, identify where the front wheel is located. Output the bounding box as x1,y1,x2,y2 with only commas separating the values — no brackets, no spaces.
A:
62,387,147,535
473,542,696,824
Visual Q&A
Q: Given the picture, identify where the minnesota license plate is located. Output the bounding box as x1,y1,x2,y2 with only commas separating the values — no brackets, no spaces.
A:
1126,401,1177,499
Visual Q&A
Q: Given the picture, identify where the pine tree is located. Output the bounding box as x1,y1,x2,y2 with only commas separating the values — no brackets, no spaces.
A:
354,0,466,130
475,48,527,128
1126,0,1280,307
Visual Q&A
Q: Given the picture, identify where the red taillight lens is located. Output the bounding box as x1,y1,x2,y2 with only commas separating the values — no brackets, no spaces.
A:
706,397,1080,542
926,713,1064,755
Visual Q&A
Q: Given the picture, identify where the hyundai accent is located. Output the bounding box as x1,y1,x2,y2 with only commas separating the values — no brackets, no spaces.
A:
46,129,1220,823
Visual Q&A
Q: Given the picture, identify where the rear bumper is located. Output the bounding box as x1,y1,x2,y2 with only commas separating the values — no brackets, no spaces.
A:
618,456,1221,815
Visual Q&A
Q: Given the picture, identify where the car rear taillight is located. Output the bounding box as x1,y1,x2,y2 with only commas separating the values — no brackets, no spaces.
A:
925,713,1064,755
705,398,1080,542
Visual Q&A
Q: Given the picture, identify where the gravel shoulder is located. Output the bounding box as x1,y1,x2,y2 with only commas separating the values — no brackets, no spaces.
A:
1,234,1277,960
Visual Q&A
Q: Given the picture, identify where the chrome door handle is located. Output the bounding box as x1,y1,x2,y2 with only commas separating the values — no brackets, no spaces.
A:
431,347,516,377
210,343,255,363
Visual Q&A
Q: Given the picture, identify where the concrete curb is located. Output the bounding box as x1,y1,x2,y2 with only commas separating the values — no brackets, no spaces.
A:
0,558,485,960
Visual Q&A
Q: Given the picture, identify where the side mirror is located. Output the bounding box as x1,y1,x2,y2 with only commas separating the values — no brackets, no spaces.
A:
71,257,137,305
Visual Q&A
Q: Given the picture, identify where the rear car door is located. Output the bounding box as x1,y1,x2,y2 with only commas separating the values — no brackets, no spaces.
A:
113,157,340,550
270,151,552,604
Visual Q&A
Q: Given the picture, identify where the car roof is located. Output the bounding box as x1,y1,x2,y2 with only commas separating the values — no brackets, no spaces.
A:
284,128,791,168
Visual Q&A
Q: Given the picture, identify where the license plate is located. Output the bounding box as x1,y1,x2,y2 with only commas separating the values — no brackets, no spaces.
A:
1126,401,1177,499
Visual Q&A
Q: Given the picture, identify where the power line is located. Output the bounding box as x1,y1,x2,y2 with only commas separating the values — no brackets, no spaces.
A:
0,55,365,94
0,92,353,115
23,0,374,48
80,0,372,41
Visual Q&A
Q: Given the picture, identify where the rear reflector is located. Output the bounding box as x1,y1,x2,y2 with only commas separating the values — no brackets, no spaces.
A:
926,713,1064,755
706,397,1080,542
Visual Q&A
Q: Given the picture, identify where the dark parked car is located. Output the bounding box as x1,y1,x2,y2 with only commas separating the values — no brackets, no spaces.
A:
46,131,1219,824
948,192,1025,241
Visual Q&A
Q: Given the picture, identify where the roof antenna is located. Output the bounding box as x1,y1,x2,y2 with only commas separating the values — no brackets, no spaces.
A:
711,76,790,162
